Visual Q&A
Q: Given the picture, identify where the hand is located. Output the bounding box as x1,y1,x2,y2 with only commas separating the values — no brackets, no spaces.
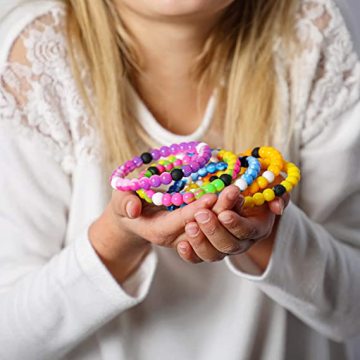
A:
89,188,218,282
176,185,289,268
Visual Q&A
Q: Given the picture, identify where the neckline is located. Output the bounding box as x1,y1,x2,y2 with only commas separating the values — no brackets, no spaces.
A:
130,85,217,146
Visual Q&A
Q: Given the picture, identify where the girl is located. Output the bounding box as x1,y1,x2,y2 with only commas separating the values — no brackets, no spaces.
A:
0,0,359,359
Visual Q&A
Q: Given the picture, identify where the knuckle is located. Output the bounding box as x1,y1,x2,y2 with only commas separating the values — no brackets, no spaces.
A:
205,253,226,263
204,223,217,236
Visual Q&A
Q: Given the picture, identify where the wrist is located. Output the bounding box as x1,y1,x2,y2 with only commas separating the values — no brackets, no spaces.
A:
89,205,151,283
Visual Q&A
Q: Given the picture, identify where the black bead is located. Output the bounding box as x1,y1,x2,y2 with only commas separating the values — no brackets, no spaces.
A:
239,156,249,168
171,169,184,181
220,174,232,186
273,184,286,197
209,175,219,182
140,152,153,164
251,147,260,158
148,166,160,175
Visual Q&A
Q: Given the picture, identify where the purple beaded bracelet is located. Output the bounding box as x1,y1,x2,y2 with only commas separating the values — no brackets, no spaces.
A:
110,142,212,192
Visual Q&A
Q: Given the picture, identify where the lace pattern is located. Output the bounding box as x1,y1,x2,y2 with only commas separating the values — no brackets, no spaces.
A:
0,0,359,174
0,5,100,175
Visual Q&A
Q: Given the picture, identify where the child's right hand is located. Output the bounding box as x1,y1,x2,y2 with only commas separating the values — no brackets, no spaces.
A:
89,189,218,283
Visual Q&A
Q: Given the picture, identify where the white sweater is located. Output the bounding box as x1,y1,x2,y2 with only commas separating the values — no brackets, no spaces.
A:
0,1,360,359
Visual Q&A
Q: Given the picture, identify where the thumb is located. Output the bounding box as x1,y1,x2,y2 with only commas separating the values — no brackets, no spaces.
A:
111,190,143,219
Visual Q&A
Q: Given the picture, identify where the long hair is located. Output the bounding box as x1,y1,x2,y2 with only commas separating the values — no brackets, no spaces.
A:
66,0,298,170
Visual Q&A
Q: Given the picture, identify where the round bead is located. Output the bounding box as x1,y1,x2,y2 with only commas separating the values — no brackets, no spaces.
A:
183,192,195,204
152,192,163,206
157,164,165,173
242,174,254,186
171,169,184,181
172,193,184,206
139,177,151,190
206,163,217,174
209,175,218,182
234,178,248,191
190,162,200,172
281,180,293,192
256,176,268,189
244,196,255,208
162,193,172,207
220,174,232,186
198,167,208,177
160,172,172,185
133,156,143,167
150,149,161,161
170,143,180,154
150,175,161,187
194,188,205,200
286,176,298,186
141,152,153,164
239,156,249,168
182,165,192,177
165,163,174,171
213,179,225,192
160,146,171,157
251,147,260,158
262,171,275,183
203,183,217,194
130,179,140,191
273,184,286,196
253,193,265,206
148,166,160,175
249,182,260,194
263,189,276,202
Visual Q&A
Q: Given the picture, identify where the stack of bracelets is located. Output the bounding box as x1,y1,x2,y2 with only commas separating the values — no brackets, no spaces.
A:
110,141,301,211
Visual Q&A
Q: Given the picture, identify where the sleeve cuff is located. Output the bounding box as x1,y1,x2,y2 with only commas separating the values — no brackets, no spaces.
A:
225,201,298,283
74,228,158,308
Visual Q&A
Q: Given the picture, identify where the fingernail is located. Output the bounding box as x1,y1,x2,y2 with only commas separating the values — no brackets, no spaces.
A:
126,201,135,218
195,211,210,224
186,223,200,236
178,242,188,252
218,213,232,224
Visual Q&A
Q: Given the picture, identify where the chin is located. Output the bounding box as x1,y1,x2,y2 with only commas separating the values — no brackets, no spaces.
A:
117,0,234,18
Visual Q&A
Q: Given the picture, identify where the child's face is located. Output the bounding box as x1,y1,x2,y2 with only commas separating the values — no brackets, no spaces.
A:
114,0,234,19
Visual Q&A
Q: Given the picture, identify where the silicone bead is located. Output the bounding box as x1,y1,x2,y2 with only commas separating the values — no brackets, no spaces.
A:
160,172,172,185
152,192,164,206
262,170,275,183
234,178,248,191
150,175,162,187
162,193,172,207
172,193,184,206
203,183,217,193
183,192,195,204
213,179,225,191
139,177,151,190
253,193,265,206
263,189,275,202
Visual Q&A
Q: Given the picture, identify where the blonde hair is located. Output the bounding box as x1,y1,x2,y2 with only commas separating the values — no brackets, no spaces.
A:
66,0,298,171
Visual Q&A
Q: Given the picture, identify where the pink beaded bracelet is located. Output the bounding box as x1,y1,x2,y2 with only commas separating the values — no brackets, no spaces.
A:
110,142,212,192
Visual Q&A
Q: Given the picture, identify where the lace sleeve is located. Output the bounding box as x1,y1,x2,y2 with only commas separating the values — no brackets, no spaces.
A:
293,0,360,145
0,7,98,174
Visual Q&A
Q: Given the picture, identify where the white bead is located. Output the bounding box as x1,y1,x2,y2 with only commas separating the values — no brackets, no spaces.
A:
195,142,208,153
197,180,204,186
262,171,275,183
234,178,248,191
111,177,122,189
152,192,163,206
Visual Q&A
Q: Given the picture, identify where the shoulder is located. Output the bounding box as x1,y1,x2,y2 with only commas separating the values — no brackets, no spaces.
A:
0,0,66,65
0,1,98,174
288,0,360,145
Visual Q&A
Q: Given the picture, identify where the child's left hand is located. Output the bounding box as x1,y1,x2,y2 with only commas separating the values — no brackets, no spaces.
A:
175,185,289,267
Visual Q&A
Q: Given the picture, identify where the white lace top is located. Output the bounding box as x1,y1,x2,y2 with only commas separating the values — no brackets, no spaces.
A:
1,0,360,359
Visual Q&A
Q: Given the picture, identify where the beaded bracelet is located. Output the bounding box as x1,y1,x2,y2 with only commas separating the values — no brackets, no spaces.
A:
136,150,240,207
110,141,212,192
234,146,284,195
243,161,301,207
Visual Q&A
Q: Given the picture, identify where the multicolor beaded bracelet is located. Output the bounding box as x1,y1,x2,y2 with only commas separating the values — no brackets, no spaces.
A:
136,150,241,207
110,141,212,192
235,146,285,195
243,161,301,207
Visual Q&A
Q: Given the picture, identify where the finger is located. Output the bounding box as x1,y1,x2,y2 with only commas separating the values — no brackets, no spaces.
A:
185,222,226,262
176,240,203,264
218,210,267,252
111,190,143,219
127,194,218,245
212,185,244,215
268,194,290,215
194,210,248,255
